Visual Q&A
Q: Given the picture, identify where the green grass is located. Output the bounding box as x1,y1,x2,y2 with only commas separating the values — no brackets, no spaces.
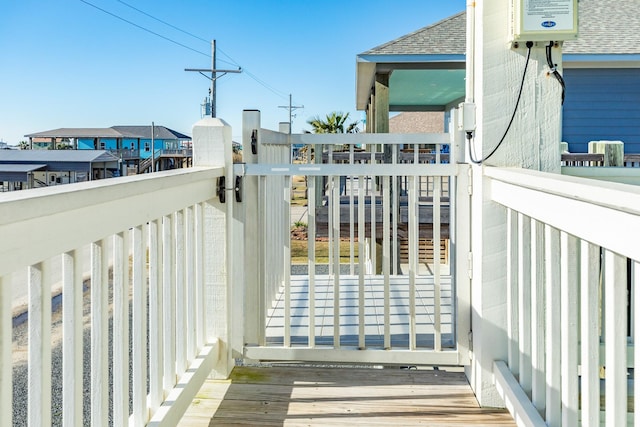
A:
291,240,359,264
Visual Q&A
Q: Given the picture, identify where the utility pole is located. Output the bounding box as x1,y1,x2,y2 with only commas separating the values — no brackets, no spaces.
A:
185,40,241,117
278,94,304,134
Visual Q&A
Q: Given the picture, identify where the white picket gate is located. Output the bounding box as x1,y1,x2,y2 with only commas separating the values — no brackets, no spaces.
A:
236,110,471,366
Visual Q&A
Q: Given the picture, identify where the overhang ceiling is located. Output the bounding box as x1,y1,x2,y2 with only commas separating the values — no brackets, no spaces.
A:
356,54,466,111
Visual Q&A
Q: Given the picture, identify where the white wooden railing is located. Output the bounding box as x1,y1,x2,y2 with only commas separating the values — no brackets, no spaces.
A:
487,167,640,426
0,118,233,426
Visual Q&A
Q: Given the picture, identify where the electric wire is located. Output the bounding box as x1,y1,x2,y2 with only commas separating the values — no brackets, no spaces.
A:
546,41,566,105
79,0,290,100
468,44,532,164
79,0,210,58
113,0,286,97
116,0,210,44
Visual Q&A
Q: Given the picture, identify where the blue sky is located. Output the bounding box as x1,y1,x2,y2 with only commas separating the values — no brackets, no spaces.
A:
0,0,465,144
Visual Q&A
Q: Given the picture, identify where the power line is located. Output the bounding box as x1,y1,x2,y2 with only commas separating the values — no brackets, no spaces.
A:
79,0,210,58
80,0,290,101
116,0,210,44
114,0,238,68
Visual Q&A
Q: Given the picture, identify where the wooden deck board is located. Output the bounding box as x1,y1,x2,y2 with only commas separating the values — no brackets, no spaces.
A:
180,366,515,426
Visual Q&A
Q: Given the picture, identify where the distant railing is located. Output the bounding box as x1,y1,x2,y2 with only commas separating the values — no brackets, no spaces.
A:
486,167,640,426
561,152,640,168
0,163,226,424
110,148,140,160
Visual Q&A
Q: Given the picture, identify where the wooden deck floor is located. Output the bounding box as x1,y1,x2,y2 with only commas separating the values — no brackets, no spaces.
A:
180,365,515,426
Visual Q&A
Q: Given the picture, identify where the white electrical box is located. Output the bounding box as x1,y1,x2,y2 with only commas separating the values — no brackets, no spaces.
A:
459,102,476,133
511,0,578,42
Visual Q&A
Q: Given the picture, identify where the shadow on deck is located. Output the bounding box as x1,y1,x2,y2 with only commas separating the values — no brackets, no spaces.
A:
181,365,516,426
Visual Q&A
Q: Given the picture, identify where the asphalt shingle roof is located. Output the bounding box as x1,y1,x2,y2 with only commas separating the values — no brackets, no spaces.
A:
361,12,466,56
563,0,640,54
111,126,190,140
0,150,120,163
361,1,640,57
25,126,191,140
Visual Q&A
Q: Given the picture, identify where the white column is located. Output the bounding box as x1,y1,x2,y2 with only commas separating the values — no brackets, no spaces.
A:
192,117,234,378
466,0,564,407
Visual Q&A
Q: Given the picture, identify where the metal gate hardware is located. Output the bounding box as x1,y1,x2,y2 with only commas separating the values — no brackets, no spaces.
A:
216,175,243,203
235,176,243,202
251,129,258,155
217,176,226,203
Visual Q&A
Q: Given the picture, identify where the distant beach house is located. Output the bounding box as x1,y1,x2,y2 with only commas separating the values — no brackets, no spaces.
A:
25,125,192,173
356,0,640,153
0,149,120,191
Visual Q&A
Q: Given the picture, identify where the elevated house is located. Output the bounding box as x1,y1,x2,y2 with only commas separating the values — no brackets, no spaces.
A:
0,149,120,191
4,1,640,426
356,0,640,153
25,124,192,174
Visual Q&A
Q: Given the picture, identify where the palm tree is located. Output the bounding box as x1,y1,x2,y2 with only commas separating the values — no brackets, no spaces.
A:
306,112,359,134
307,112,359,196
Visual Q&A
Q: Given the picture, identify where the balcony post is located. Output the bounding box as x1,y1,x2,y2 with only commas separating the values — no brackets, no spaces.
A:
242,110,262,347
192,117,235,378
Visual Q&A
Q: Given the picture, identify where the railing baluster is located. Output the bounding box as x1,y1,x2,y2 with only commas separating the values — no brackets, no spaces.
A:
560,232,579,426
518,214,532,393
175,210,186,374
62,249,83,427
149,219,163,413
358,175,368,346
382,176,390,350
409,175,417,350
370,173,377,275
90,240,108,426
530,220,545,413
604,249,627,425
507,209,519,375
308,173,316,348
0,275,10,427
195,203,205,349
284,177,291,348
163,214,176,393
29,261,52,427
392,149,398,276
545,225,561,427
350,146,355,275
185,206,195,360
332,175,340,349
132,225,149,425
580,241,600,426
433,174,442,351
259,175,267,346
113,232,130,426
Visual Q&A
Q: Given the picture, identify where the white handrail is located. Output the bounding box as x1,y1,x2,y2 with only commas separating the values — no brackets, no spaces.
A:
1,166,223,426
487,166,639,426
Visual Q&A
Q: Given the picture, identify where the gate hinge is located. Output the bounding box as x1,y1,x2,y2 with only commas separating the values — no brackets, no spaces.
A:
216,175,243,203
468,251,473,280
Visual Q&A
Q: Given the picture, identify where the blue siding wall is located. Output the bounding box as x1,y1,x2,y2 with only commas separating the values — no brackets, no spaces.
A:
77,138,94,150
563,68,640,153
